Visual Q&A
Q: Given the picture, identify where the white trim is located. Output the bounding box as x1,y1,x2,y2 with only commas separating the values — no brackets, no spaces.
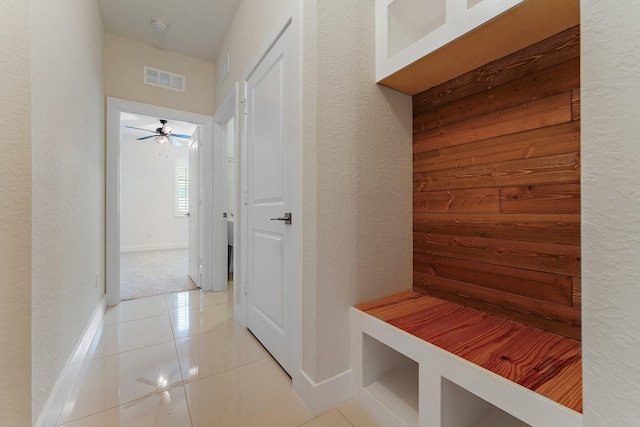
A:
213,88,237,293
107,98,216,306
119,243,188,253
240,0,303,383
189,132,202,289
34,296,106,427
294,369,353,417
214,84,241,301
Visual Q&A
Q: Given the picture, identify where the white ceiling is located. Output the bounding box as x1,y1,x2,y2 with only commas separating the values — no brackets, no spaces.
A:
97,0,242,62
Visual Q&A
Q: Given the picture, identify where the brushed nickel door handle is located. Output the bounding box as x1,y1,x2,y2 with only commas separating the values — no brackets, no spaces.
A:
270,212,292,225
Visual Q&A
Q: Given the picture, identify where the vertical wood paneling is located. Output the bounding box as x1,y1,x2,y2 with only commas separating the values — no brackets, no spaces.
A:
412,26,581,338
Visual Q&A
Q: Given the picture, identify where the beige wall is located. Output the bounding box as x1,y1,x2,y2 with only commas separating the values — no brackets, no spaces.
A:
31,0,105,420
217,0,412,389
582,2,640,425
105,33,215,116
0,0,32,424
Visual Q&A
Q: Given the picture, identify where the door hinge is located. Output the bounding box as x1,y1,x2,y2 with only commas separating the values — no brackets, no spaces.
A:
243,281,248,296
243,191,248,205
241,98,248,115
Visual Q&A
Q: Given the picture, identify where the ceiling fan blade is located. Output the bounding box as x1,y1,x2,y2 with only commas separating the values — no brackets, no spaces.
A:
124,126,156,133
134,377,158,388
171,134,192,139
170,136,183,147
136,135,157,140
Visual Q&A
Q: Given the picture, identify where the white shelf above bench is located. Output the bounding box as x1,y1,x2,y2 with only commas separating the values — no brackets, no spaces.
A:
375,0,580,95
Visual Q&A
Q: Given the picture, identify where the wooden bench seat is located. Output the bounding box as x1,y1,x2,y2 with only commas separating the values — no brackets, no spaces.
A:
356,291,582,413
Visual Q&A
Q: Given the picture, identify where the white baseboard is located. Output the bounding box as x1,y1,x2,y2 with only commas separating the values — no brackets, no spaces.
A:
34,296,106,427
294,368,353,416
120,243,188,253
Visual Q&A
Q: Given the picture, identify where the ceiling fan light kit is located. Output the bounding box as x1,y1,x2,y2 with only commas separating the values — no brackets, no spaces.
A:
151,18,169,33
155,135,171,145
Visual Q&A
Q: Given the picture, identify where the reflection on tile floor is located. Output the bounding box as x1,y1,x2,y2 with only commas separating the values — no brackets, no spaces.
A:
57,288,380,426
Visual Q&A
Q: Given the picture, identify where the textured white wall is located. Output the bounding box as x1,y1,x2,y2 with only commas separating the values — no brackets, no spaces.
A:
302,0,412,382
0,0,32,424
31,0,105,419
120,136,189,251
582,2,640,426
105,33,215,116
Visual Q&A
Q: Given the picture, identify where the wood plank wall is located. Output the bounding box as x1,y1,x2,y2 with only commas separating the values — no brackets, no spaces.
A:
412,26,581,340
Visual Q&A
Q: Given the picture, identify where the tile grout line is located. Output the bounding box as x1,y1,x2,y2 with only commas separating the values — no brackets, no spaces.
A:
85,315,175,362
335,407,356,427
168,305,193,427
61,294,179,424
179,352,271,386
61,290,233,426
58,387,191,426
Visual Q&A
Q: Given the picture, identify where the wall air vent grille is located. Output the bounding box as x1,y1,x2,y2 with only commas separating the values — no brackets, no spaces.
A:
143,66,185,92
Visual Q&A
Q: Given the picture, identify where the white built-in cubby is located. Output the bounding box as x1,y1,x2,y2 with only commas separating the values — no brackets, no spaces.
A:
441,379,529,427
375,0,580,95
350,308,583,427
363,334,419,426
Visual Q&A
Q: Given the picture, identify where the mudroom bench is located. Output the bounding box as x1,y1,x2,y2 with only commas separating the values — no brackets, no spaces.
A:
350,291,582,427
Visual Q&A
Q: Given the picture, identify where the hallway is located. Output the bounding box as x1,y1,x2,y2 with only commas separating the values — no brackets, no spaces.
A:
54,288,379,426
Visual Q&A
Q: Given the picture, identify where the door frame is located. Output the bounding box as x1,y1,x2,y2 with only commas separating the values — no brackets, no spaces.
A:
187,134,200,287
240,0,302,377
106,97,217,306
213,83,242,305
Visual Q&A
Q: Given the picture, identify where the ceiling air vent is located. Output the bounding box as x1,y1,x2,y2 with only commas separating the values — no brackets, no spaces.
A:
144,66,185,92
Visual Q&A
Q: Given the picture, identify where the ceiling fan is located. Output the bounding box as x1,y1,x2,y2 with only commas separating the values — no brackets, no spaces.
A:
124,119,191,146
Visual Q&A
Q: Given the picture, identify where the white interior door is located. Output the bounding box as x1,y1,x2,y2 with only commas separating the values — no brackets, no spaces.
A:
245,20,296,375
188,136,199,287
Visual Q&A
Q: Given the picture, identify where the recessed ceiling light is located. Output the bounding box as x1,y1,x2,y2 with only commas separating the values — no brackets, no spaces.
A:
151,18,168,33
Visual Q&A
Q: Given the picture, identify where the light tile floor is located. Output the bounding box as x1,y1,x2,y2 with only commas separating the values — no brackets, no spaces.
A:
56,288,380,427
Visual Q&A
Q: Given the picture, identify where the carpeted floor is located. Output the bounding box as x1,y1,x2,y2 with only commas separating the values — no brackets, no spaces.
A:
120,249,198,301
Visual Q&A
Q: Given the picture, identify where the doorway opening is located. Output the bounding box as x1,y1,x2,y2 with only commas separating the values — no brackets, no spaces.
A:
213,85,241,323
106,98,219,307
119,112,199,300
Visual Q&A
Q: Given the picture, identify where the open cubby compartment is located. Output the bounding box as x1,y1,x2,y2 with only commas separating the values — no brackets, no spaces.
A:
375,0,526,83
387,0,447,58
363,333,419,427
441,378,529,427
